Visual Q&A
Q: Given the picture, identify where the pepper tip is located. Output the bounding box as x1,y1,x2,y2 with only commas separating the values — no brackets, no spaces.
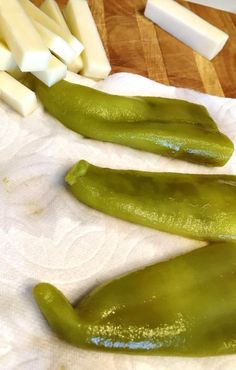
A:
33,282,51,297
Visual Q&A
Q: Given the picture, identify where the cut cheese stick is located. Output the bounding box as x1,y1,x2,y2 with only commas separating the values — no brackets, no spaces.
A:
64,0,111,79
33,54,67,87
0,42,25,78
41,0,69,31
0,41,17,71
68,55,83,73
0,0,50,72
67,35,84,56
64,71,97,87
19,0,83,56
144,0,229,60
186,0,236,14
40,0,84,55
34,21,75,65
0,71,38,116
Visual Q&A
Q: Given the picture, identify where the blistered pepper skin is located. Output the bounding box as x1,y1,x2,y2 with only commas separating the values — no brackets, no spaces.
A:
33,243,236,356
65,160,236,242
35,79,233,166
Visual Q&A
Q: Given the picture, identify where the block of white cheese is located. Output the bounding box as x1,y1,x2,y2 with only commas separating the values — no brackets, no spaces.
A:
0,0,50,71
0,41,17,71
0,71,38,116
66,35,84,57
34,21,75,65
64,0,111,79
41,0,70,31
67,55,83,73
186,0,236,14
19,0,83,56
144,0,229,60
64,71,97,87
33,54,67,87
0,42,24,78
40,0,84,56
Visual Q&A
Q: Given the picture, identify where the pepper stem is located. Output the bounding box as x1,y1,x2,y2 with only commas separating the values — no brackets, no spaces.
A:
33,283,81,344
65,160,90,186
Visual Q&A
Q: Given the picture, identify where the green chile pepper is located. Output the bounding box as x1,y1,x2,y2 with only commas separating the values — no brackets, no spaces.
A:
65,160,236,242
33,242,236,356
35,79,233,166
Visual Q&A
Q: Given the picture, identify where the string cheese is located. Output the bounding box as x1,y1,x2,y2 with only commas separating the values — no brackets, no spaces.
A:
19,0,83,57
64,71,97,87
67,55,83,73
33,55,67,87
34,21,75,65
144,0,229,60
40,0,83,70
63,0,111,79
41,0,69,32
40,0,84,57
0,35,25,79
0,44,67,87
0,0,50,72
0,71,38,116
186,0,236,14
0,41,17,71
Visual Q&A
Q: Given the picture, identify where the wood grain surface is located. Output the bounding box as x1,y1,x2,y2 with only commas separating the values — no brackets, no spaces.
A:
34,0,236,98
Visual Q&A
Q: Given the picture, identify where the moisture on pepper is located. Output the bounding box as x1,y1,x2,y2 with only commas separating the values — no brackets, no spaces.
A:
65,160,236,242
33,242,236,356
35,79,234,167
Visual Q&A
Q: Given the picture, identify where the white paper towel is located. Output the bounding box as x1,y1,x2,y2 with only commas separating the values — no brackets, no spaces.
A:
0,73,236,370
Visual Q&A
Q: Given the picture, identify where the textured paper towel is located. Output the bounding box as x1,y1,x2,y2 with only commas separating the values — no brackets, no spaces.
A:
0,72,236,370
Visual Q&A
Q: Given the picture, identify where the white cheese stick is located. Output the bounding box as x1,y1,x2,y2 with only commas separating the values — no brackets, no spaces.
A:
34,21,75,65
186,0,236,14
33,54,67,87
0,42,25,78
0,41,17,71
40,0,84,56
41,0,70,31
144,0,229,60
0,0,50,72
64,71,97,87
68,36,84,57
64,0,111,79
67,55,83,73
19,0,83,56
0,71,38,116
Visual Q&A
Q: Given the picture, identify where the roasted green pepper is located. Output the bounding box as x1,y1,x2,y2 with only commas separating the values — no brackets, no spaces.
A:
65,160,236,242
33,242,236,356
35,79,233,166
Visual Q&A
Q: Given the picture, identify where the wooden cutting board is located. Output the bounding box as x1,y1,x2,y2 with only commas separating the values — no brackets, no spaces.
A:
35,0,236,98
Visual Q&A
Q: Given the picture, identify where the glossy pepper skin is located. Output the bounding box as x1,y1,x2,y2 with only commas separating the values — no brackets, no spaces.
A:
65,160,236,242
33,242,236,356
35,79,233,166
